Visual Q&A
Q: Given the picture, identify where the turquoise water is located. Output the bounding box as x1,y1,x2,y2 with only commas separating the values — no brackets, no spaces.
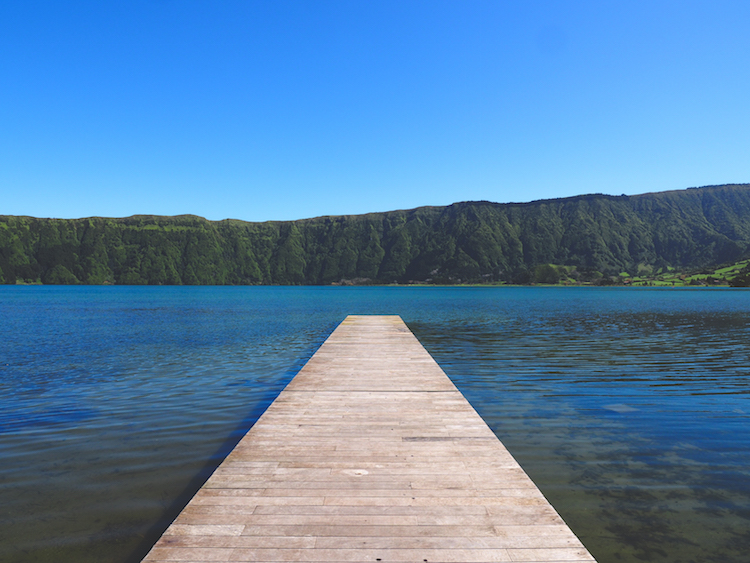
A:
1,286,749,562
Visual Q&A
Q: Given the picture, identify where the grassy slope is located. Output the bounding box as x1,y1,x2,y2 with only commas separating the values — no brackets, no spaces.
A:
1,184,749,285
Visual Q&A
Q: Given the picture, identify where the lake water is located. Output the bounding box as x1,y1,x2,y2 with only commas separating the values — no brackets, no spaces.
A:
1,286,749,563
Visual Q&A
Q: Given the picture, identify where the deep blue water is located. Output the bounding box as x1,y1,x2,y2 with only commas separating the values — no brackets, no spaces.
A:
1,286,749,562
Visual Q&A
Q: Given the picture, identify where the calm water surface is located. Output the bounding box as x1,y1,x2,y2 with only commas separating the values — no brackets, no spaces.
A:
1,286,749,562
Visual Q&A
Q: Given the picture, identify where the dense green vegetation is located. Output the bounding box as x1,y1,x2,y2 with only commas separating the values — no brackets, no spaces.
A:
2,184,750,286
630,258,750,287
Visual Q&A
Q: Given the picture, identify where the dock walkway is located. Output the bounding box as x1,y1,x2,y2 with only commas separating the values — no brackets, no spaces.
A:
143,315,596,562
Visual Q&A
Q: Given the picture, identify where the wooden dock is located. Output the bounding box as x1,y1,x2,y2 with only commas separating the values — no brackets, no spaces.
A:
143,315,596,563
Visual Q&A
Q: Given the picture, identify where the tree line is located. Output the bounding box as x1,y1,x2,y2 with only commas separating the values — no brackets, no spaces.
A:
1,184,749,285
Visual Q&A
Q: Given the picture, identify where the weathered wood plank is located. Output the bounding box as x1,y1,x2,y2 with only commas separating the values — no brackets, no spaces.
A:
142,315,596,563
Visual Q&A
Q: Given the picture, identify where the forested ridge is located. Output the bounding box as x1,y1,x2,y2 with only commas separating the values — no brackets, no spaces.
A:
2,184,750,285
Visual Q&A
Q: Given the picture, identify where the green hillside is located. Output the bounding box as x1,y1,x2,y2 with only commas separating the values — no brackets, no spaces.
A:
2,184,749,285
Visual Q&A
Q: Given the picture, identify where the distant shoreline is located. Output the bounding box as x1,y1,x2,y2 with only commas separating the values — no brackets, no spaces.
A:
3,184,750,287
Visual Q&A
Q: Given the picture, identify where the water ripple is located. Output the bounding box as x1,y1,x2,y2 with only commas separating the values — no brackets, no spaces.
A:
1,286,750,562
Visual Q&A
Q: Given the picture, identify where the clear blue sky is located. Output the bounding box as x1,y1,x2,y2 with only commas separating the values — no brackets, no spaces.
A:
2,1,749,222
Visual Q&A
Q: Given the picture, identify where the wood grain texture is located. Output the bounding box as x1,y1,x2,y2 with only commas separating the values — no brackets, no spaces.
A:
143,315,596,563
